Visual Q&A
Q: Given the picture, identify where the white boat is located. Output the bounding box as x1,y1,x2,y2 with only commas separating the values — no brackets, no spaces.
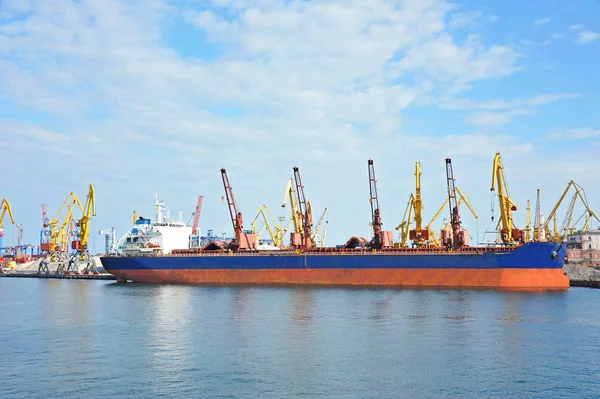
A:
119,195,192,256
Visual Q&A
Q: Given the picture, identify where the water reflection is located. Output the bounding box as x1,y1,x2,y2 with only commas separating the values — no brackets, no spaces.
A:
289,287,313,327
147,285,196,397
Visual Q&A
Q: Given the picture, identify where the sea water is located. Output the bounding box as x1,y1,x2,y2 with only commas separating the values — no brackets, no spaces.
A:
1,279,599,398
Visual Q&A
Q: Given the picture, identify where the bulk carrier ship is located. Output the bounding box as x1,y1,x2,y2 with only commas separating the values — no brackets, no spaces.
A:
100,154,570,290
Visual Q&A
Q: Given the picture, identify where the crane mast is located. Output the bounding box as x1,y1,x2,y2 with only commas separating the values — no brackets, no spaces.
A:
0,198,16,251
191,195,204,235
221,168,243,249
491,152,522,245
410,162,427,246
220,168,256,250
525,200,531,242
445,158,464,249
293,166,313,249
367,159,393,249
533,189,542,241
368,159,383,248
282,178,303,235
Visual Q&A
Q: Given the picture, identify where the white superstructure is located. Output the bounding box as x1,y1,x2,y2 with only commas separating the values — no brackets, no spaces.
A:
119,195,192,256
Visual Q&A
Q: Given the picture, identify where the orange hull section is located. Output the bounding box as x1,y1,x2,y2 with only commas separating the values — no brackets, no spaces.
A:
115,268,570,290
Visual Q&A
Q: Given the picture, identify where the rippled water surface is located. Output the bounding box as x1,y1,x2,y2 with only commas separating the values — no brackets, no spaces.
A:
1,279,599,398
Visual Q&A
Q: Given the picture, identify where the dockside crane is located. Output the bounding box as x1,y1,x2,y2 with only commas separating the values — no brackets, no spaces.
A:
67,184,97,274
311,207,328,246
526,200,531,242
396,194,415,248
0,198,15,252
221,168,257,251
533,189,544,241
367,159,393,249
293,166,313,250
445,158,467,249
409,162,428,246
39,195,83,274
490,152,523,245
542,180,600,242
424,188,478,247
189,195,204,248
251,204,285,247
282,178,303,236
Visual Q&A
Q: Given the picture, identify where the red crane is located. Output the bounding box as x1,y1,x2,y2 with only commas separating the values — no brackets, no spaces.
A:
293,166,313,249
445,158,464,249
191,195,204,235
221,168,243,248
368,159,383,248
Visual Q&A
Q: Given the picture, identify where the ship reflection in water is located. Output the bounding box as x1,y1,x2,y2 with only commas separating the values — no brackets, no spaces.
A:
0,280,598,399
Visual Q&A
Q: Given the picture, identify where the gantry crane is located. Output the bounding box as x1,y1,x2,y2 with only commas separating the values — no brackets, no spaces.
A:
0,198,15,252
39,194,83,274
67,184,97,274
542,180,600,242
409,162,428,246
292,166,314,250
221,168,257,250
490,152,522,245
367,159,393,249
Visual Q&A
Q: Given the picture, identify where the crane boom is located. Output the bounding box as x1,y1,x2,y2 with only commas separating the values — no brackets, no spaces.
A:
191,195,204,235
0,198,16,251
293,166,313,249
311,207,328,243
445,158,463,249
73,184,96,254
368,159,383,248
490,152,521,245
410,162,426,245
221,168,243,248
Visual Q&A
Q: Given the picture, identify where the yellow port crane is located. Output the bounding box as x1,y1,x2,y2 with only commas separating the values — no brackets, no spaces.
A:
133,210,139,226
425,187,478,247
409,162,427,246
0,198,16,250
39,194,83,274
69,184,97,274
251,204,285,247
542,180,600,242
490,152,521,245
282,178,303,236
396,194,415,248
311,207,328,246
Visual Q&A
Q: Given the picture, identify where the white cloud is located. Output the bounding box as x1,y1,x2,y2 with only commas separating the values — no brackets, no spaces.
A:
575,30,600,44
550,128,600,140
569,24,585,31
534,18,550,25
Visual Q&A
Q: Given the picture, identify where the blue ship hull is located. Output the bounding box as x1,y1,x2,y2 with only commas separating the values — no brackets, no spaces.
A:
100,242,569,290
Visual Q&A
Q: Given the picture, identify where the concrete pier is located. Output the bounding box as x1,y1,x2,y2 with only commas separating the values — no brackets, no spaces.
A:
0,272,116,280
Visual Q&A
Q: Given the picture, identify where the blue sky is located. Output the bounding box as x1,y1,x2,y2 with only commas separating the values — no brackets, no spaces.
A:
1,0,599,250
